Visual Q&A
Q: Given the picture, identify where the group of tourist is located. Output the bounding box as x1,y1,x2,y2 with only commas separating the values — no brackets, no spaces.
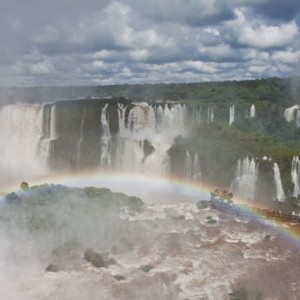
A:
211,189,233,200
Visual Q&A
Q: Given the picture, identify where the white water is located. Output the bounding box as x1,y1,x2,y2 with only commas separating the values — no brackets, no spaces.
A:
193,153,201,182
250,104,256,118
207,106,214,123
0,101,187,183
284,104,299,123
296,110,300,128
100,104,112,169
273,162,286,202
291,156,300,197
115,103,186,176
229,105,235,126
0,181,296,300
184,151,192,182
231,157,258,200
76,106,86,170
0,104,48,183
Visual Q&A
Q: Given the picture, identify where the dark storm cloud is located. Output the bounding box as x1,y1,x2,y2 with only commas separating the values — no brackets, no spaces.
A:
0,0,299,86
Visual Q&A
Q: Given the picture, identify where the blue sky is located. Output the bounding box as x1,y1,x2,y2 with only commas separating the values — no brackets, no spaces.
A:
0,0,299,86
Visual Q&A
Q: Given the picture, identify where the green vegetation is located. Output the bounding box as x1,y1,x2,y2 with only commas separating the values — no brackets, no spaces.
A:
1,77,299,106
0,184,145,257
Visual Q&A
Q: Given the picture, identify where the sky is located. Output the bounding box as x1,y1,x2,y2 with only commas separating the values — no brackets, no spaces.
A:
0,0,300,87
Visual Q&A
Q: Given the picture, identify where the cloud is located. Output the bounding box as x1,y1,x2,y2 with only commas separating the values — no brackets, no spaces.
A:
232,0,300,21
238,21,299,50
0,0,299,86
129,0,235,26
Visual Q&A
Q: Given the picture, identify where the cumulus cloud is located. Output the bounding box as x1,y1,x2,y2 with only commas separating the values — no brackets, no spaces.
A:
0,0,299,86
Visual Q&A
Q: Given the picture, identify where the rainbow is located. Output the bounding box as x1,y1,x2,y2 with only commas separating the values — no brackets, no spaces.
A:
2,170,300,246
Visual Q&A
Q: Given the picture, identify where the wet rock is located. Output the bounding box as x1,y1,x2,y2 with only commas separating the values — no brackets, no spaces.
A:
196,200,209,210
84,248,106,268
113,275,125,281
140,264,154,273
45,264,60,272
206,216,217,224
106,257,118,266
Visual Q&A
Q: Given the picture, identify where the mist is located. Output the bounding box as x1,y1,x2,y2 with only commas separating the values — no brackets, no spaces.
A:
1,183,300,299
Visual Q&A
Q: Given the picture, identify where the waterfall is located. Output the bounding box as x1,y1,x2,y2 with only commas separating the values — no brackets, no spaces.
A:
0,101,188,182
291,156,300,197
171,104,185,130
100,104,112,169
296,110,300,128
193,153,201,182
231,157,258,200
0,104,47,182
128,102,156,131
184,151,192,181
37,105,52,170
207,107,214,124
250,104,256,118
193,106,202,123
50,104,57,139
273,163,285,202
229,105,235,126
161,153,170,178
76,106,86,170
284,105,299,123
156,105,164,128
117,103,127,132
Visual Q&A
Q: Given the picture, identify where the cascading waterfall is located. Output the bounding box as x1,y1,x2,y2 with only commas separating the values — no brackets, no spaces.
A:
296,110,300,128
76,106,86,170
0,104,47,182
0,101,188,184
250,104,256,118
291,156,300,197
100,104,112,169
115,103,186,176
184,151,192,181
161,153,170,178
128,102,156,131
37,103,58,170
117,103,127,131
284,105,299,123
207,106,214,123
193,106,202,123
273,162,285,202
50,104,57,139
231,157,258,200
193,153,201,182
229,105,235,126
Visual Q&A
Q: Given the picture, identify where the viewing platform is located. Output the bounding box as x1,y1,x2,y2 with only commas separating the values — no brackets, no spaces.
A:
210,190,300,224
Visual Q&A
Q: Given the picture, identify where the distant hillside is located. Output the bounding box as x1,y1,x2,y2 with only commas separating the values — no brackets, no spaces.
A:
0,77,299,106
